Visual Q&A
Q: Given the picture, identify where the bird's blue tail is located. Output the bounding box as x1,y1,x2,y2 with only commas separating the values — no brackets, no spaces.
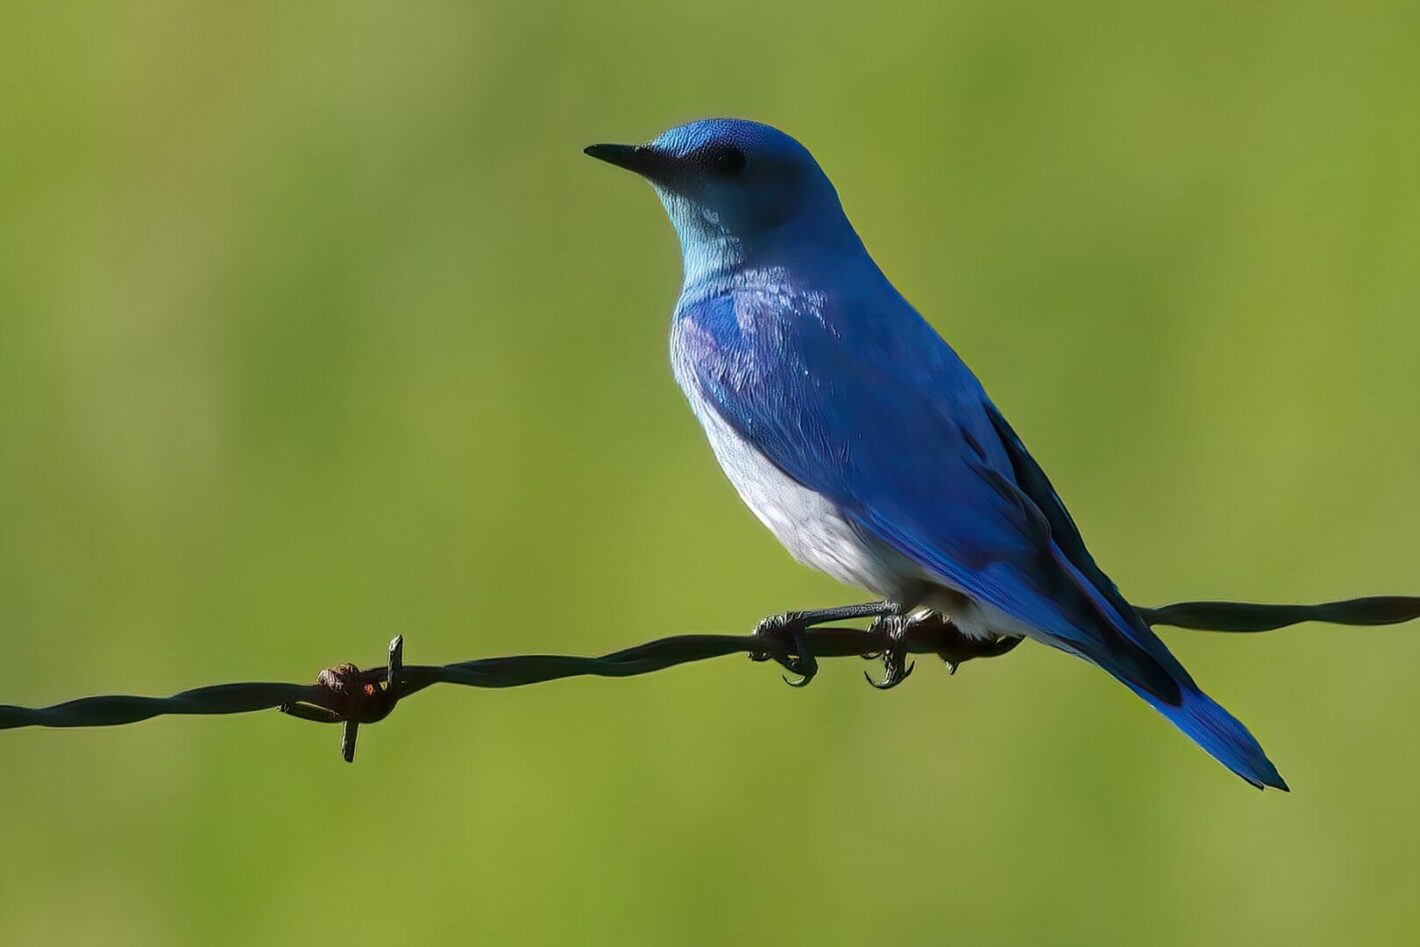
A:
1046,549,1288,790
1129,682,1288,791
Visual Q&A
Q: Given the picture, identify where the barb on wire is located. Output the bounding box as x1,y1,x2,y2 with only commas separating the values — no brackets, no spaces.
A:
2,595,1417,762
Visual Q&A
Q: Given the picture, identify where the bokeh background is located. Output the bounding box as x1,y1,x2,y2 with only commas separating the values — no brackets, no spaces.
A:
2,2,1418,944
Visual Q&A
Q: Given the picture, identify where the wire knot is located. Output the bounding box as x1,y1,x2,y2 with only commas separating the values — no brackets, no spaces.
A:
314,662,401,724
279,635,404,762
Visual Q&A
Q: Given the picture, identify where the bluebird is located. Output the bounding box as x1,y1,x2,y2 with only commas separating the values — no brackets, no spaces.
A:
586,119,1286,790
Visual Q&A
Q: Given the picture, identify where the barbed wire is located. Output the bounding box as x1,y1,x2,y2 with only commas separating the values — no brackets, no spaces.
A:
2,596,1417,761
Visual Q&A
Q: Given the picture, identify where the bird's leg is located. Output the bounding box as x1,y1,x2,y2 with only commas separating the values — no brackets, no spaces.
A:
751,601,898,687
863,611,921,690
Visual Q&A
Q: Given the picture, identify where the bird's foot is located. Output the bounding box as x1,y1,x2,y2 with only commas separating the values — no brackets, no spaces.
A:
750,612,820,687
744,604,897,684
749,602,897,687
863,612,918,689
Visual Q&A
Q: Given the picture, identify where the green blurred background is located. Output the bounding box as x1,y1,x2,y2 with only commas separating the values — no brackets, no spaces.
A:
2,2,1418,944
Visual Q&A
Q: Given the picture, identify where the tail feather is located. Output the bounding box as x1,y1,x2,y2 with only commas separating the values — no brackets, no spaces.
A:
1130,682,1288,790
1048,546,1287,790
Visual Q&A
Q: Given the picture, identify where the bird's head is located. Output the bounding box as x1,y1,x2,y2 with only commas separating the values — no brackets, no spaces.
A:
586,118,853,284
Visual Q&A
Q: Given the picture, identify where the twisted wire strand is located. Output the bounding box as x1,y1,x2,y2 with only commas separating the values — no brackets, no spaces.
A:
3,596,1417,744
0,630,919,730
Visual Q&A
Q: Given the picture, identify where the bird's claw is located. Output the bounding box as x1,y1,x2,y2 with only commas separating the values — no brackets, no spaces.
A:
863,614,916,690
751,612,819,687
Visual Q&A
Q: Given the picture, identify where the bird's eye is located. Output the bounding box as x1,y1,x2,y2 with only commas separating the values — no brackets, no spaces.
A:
703,144,747,178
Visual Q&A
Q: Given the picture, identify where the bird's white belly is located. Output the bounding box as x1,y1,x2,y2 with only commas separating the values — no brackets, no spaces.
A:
691,399,914,597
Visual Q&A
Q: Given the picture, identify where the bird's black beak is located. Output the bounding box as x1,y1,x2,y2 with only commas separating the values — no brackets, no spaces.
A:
584,143,676,184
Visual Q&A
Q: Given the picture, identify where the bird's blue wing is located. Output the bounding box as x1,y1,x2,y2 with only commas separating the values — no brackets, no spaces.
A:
979,402,1153,644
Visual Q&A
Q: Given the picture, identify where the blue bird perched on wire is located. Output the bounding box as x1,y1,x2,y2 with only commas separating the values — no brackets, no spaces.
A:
586,118,1287,790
